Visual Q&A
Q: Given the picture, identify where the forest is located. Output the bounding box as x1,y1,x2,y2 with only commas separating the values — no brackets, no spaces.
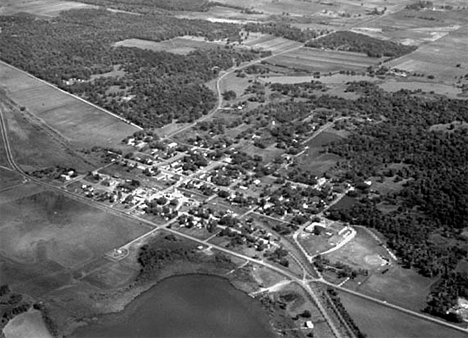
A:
306,31,417,58
244,22,324,42
0,9,265,127
317,83,468,319
70,0,222,13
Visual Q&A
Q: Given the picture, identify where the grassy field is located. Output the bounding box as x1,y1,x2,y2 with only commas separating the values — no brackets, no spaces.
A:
327,227,436,311
378,79,462,98
114,36,222,55
267,47,383,73
2,97,94,172
0,190,149,295
0,167,23,191
386,24,468,82
243,35,302,54
2,309,53,338
0,62,139,149
296,130,343,176
339,291,468,338
0,0,96,17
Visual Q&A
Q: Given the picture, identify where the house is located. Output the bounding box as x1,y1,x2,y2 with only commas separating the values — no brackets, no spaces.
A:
168,142,178,149
304,321,314,329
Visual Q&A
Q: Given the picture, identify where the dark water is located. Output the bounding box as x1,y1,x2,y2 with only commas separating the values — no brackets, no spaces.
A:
72,274,275,338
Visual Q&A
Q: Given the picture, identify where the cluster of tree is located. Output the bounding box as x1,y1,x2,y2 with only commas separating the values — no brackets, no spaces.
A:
326,288,367,338
269,81,326,97
28,166,77,180
0,9,262,128
314,255,368,279
405,1,434,10
182,151,209,171
319,83,468,318
222,90,237,101
244,22,321,42
137,246,200,281
265,247,290,267
70,0,237,14
33,303,59,337
306,31,417,58
0,285,32,328
287,168,318,185
424,271,468,322
145,199,178,219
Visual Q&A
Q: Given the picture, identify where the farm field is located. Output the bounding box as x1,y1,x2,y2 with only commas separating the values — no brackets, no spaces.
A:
210,0,373,17
260,73,377,85
0,0,95,17
339,291,468,338
1,97,94,172
0,62,139,149
386,24,468,82
0,168,23,191
267,47,383,73
176,5,264,24
0,190,149,296
242,35,303,54
114,36,222,55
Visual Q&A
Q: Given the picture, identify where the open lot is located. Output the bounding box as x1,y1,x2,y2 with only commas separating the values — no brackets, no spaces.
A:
114,36,222,55
267,47,382,74
0,0,96,17
296,130,343,176
0,62,139,149
0,168,23,191
2,97,94,172
386,24,468,82
0,190,149,296
243,35,303,54
327,227,436,311
339,291,468,338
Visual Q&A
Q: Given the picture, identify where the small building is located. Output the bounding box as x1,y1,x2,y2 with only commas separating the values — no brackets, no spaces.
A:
304,321,314,329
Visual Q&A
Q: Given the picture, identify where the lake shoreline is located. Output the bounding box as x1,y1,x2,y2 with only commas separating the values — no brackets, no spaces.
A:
68,272,277,338
63,255,273,338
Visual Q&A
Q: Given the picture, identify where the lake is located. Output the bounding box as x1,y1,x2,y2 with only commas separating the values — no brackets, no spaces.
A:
71,274,275,338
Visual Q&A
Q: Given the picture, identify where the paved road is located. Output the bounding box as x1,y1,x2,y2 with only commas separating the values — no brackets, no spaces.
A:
166,43,304,139
319,279,468,334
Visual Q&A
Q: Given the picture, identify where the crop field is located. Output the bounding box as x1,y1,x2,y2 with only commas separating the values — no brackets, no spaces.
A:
0,62,139,149
242,35,302,54
0,190,149,295
339,292,468,338
267,47,382,73
114,36,221,55
385,24,468,82
0,168,23,191
0,0,96,17
210,0,370,17
2,97,94,172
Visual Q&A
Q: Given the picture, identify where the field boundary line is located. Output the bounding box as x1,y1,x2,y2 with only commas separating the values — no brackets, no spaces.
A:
0,60,143,131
